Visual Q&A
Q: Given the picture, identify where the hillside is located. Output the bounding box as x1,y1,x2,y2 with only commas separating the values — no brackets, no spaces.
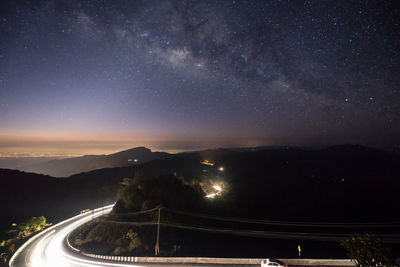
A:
1,145,398,222
2,144,400,258
67,145,400,221
66,145,400,258
0,168,116,234
2,147,170,177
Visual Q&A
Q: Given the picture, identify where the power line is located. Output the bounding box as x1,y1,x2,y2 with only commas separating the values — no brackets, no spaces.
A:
97,219,400,243
109,207,400,228
159,221,400,243
100,208,400,243
100,220,157,226
111,207,159,217
163,208,400,228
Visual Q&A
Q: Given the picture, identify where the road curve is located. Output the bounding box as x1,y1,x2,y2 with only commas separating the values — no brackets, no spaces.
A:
9,204,141,267
9,204,359,267
10,205,256,267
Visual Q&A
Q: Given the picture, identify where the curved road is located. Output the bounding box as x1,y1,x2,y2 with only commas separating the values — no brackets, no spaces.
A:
10,205,253,267
9,204,146,267
9,204,359,267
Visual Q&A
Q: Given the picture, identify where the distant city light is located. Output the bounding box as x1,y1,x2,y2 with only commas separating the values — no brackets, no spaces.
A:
218,167,224,171
134,159,138,162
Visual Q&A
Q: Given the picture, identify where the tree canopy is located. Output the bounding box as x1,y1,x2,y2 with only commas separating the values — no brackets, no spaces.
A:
341,234,393,267
114,171,205,213
17,216,47,238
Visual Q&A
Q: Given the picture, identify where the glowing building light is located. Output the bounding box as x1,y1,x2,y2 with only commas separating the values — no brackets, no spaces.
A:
205,184,222,198
213,185,222,191
200,160,214,166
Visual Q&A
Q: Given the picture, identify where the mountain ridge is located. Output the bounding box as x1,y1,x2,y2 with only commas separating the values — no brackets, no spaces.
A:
1,144,397,178
5,146,171,177
1,143,399,226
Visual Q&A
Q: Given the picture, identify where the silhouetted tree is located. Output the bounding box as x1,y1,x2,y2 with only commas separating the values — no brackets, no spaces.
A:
341,234,393,267
115,171,204,213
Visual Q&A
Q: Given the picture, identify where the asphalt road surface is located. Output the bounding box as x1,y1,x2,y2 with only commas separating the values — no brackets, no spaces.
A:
10,204,259,267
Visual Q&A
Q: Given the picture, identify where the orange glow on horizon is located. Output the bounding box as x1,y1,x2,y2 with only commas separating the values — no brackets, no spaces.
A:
0,133,270,157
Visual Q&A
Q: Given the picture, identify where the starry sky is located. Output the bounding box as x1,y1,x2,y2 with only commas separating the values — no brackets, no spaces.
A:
0,0,399,156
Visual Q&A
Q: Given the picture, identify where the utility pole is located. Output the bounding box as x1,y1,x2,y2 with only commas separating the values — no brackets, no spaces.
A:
155,207,161,256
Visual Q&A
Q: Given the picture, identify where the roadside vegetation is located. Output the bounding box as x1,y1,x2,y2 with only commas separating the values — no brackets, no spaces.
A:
0,216,50,264
341,234,394,267
69,171,234,256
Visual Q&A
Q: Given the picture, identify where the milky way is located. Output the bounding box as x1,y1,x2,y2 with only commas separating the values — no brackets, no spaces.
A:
0,0,399,155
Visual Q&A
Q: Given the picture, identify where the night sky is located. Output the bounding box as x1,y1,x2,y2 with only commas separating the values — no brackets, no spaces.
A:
1,0,399,156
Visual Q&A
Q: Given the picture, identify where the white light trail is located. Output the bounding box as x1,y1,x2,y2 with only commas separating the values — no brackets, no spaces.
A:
9,204,146,267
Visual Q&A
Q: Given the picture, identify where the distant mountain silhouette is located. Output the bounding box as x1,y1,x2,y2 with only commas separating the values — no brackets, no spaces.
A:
12,147,170,177
1,144,400,258
321,144,379,153
0,168,118,234
1,144,399,226
0,157,60,170
67,144,400,221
